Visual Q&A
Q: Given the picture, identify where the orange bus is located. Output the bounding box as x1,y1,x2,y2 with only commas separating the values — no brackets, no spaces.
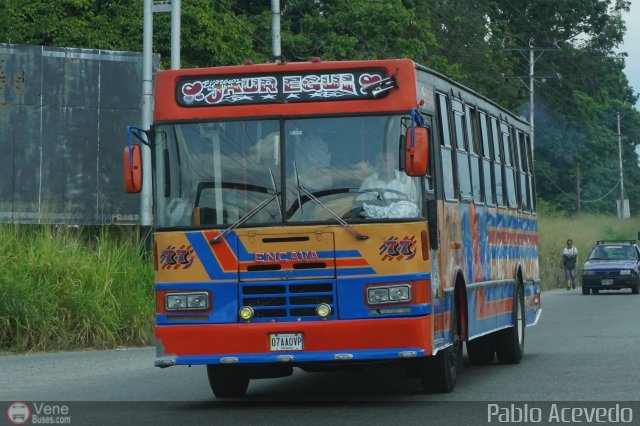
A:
124,58,541,397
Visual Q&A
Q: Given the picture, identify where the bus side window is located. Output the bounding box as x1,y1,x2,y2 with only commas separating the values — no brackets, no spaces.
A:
516,130,530,211
437,93,456,201
452,99,472,201
421,113,435,193
500,122,517,209
479,111,495,206
525,133,536,212
490,116,504,206
465,105,482,203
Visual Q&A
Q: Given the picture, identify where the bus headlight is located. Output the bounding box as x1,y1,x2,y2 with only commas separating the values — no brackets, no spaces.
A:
316,303,332,318
389,286,410,301
166,292,210,311
239,306,254,321
166,294,187,310
367,284,411,305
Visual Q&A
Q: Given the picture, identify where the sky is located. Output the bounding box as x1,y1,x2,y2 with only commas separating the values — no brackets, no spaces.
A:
620,0,640,109
619,1,640,159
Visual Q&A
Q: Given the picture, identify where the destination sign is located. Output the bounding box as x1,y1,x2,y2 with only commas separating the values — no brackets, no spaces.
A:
176,69,388,106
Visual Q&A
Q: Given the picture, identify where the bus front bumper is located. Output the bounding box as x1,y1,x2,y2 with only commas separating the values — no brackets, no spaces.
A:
155,316,431,367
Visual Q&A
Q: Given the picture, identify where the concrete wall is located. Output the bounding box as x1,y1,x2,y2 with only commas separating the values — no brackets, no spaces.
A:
0,43,157,225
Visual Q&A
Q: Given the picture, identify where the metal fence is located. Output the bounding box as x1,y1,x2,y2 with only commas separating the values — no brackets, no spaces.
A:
0,44,158,225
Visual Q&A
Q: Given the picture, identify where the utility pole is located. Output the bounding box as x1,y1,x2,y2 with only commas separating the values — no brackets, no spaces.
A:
617,112,629,218
140,0,154,231
171,0,181,70
576,162,581,216
271,0,282,63
504,39,560,155
139,0,178,232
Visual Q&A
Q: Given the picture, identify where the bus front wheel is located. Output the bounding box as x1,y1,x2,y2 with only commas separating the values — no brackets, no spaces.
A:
206,365,250,398
420,300,461,393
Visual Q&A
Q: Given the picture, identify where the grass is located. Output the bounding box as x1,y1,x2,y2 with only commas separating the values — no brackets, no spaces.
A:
0,214,636,352
0,225,154,352
538,214,639,290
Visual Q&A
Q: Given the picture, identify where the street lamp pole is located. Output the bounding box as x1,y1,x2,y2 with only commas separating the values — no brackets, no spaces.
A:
140,0,154,229
617,112,627,218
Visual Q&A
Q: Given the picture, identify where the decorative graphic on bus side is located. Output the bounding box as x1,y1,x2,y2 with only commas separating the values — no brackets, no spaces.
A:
176,70,388,106
160,244,195,270
379,235,417,261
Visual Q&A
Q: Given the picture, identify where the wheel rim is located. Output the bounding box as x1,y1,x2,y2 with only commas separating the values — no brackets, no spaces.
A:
516,293,524,345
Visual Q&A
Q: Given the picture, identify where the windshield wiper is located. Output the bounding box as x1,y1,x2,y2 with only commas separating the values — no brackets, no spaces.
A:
209,175,280,244
292,162,368,241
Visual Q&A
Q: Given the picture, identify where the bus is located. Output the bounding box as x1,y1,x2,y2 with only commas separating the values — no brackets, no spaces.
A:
124,58,541,397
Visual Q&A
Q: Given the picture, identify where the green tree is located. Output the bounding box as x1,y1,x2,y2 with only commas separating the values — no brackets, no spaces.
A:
0,0,259,68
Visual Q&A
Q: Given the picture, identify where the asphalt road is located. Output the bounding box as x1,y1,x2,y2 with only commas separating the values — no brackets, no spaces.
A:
2,288,640,425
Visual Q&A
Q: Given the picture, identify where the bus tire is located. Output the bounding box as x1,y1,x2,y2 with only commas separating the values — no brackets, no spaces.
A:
206,365,250,398
495,282,525,365
466,335,495,365
420,299,460,393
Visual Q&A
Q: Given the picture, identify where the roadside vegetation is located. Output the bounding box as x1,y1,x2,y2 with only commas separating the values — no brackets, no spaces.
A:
538,214,639,290
0,214,637,353
0,225,154,353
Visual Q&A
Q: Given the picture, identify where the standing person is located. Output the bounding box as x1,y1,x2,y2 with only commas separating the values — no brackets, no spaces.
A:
562,239,579,290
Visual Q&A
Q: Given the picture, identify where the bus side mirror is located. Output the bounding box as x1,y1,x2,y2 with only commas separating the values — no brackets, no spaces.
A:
405,127,429,177
124,145,142,193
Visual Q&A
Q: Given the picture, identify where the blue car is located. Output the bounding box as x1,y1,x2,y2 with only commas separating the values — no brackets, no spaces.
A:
581,240,640,295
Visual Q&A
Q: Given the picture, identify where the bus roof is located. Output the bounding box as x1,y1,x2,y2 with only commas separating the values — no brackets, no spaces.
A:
153,58,527,127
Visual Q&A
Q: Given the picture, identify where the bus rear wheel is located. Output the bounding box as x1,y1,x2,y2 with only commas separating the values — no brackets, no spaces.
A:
495,283,525,364
466,335,495,365
206,365,250,398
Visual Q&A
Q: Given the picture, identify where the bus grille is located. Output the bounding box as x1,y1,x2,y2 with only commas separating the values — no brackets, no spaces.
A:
240,281,336,321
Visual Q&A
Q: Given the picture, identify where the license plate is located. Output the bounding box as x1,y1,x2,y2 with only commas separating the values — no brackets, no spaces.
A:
269,333,303,351
602,279,613,286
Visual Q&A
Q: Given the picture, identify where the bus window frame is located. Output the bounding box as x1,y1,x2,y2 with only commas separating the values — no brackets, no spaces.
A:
478,111,495,207
451,98,473,202
489,116,506,208
464,104,483,204
499,121,517,209
436,92,457,202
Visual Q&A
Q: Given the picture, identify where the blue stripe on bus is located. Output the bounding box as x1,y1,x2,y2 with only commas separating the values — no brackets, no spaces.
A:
490,246,538,259
478,207,492,281
460,203,475,283
488,213,538,231
186,232,237,280
173,348,428,365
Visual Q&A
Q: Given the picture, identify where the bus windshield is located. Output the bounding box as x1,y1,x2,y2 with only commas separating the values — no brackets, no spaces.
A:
153,115,423,228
